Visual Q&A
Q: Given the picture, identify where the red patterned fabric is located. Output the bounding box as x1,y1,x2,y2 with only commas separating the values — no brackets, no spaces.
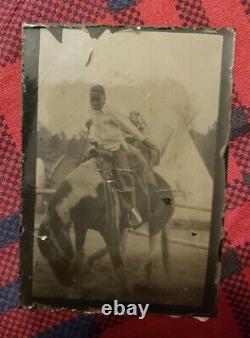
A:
0,308,81,337
0,241,19,287
0,0,249,337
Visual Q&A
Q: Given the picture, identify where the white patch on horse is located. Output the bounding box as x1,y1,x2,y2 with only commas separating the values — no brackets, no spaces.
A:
56,159,102,223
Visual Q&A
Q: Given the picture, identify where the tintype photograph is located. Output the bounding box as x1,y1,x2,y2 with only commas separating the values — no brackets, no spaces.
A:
21,26,234,315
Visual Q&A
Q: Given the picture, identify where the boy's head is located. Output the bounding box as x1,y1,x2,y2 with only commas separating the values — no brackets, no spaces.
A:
89,85,105,111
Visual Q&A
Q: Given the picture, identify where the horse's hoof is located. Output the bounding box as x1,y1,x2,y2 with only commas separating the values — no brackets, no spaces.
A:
120,281,134,299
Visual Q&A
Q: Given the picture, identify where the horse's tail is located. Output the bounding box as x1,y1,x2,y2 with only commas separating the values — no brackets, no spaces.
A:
161,225,169,273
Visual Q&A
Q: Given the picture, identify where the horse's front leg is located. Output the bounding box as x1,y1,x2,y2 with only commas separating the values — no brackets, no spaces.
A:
87,246,108,269
102,229,132,297
120,228,129,262
86,217,129,268
71,222,87,284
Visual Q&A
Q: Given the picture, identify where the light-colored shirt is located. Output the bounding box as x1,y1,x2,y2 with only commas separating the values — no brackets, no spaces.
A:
89,108,146,151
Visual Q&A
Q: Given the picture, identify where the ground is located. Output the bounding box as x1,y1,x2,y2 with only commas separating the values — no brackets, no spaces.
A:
32,213,209,307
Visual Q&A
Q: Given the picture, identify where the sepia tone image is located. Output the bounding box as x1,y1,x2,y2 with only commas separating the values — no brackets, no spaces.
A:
21,26,233,314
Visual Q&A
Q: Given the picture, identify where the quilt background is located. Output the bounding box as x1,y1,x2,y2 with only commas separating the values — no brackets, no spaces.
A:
0,0,249,337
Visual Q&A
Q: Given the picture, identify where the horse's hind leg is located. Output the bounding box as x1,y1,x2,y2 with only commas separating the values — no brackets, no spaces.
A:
138,208,173,285
138,229,161,285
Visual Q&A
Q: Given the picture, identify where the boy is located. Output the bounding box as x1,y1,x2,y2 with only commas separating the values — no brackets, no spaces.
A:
86,84,147,226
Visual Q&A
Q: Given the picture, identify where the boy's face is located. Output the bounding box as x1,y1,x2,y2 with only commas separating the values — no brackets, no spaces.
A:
90,92,105,111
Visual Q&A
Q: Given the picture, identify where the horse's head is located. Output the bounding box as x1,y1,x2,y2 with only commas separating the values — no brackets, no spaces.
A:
37,161,102,286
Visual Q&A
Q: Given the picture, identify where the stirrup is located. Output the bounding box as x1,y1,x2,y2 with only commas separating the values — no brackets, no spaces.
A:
128,208,142,227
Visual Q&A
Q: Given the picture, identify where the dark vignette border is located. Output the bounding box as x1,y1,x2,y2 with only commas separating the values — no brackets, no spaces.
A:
20,25,235,316
20,27,40,306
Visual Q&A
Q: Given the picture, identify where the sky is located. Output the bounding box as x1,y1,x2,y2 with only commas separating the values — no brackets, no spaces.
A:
38,28,223,137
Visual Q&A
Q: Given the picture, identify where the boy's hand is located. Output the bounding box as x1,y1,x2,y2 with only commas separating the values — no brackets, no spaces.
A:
143,138,157,150
85,119,93,130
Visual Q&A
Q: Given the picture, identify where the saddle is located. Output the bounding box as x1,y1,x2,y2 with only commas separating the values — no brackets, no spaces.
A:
88,145,146,192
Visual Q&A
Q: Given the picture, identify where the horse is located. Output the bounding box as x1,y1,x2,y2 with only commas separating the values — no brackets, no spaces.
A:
38,152,174,293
